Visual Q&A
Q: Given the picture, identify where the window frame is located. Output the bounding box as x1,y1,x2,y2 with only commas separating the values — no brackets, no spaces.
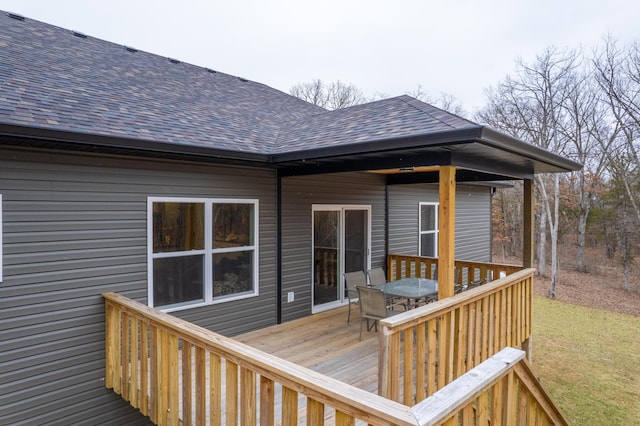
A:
418,202,439,257
147,196,259,311
0,194,3,282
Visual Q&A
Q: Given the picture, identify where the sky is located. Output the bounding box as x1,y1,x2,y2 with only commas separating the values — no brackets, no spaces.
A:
0,0,638,113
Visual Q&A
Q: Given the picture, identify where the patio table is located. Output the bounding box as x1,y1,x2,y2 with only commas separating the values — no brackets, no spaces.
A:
373,277,438,308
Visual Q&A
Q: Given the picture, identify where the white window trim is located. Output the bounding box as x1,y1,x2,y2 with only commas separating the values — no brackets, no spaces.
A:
0,194,3,282
419,202,439,257
147,196,259,312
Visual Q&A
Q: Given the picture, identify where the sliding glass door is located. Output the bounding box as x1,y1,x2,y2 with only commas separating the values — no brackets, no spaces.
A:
312,205,370,312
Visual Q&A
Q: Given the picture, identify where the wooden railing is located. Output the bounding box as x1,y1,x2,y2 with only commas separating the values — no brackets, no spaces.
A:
387,254,523,284
378,268,535,406
103,292,417,426
413,347,567,425
104,292,565,425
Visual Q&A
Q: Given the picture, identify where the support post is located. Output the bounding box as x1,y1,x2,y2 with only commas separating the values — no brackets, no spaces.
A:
438,166,456,299
522,179,535,362
523,179,534,269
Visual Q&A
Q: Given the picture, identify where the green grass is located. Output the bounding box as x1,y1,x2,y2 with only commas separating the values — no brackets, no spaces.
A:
533,296,640,425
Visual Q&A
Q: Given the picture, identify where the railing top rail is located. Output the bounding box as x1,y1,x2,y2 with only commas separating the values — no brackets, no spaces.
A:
388,254,524,270
103,292,417,426
379,268,536,331
412,347,526,426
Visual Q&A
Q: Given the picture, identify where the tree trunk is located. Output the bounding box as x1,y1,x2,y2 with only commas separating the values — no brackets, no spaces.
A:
576,210,588,272
622,230,631,291
537,209,547,277
549,174,560,298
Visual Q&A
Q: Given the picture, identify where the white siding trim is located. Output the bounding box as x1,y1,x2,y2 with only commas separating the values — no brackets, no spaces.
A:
0,194,3,282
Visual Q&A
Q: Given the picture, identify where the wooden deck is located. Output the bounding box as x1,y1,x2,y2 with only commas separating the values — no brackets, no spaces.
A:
235,305,382,395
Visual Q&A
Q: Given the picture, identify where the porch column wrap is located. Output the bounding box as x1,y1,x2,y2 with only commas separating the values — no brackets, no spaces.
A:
438,166,456,299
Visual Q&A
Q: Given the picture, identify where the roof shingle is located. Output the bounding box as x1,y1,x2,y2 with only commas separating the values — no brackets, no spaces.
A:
0,11,323,154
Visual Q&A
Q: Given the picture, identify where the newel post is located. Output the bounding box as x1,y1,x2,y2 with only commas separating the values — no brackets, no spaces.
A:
438,166,456,299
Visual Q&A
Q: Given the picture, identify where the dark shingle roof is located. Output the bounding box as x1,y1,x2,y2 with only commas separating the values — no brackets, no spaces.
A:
0,11,323,154
274,95,477,153
0,11,581,177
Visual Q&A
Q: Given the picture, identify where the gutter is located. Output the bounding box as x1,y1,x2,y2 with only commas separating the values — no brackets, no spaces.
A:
269,127,484,163
0,122,270,165
479,127,583,172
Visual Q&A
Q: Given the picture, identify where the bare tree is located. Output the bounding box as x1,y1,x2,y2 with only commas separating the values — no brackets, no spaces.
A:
478,47,580,297
557,63,609,272
290,79,366,110
406,85,467,116
593,37,640,224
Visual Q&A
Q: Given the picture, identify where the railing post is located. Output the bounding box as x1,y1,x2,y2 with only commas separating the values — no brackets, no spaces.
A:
104,301,119,392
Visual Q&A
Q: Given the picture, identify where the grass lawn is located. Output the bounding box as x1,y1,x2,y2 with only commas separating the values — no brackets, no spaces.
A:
533,296,640,425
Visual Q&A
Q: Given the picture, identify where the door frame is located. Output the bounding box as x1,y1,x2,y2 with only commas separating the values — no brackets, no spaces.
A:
311,204,371,313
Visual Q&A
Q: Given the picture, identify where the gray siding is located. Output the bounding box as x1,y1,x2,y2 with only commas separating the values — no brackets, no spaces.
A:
0,147,277,425
280,172,386,322
388,184,492,262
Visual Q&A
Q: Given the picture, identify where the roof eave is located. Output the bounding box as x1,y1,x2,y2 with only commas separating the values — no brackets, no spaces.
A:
478,127,583,173
0,122,271,165
270,126,485,163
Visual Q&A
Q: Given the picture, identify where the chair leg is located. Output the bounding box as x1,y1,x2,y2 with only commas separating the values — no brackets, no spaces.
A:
347,297,351,323
359,318,363,340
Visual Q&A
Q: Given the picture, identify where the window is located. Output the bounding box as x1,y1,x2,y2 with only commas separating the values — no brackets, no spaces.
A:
148,197,258,310
419,202,438,257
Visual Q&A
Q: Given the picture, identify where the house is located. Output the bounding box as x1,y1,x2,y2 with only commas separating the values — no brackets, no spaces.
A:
0,11,580,425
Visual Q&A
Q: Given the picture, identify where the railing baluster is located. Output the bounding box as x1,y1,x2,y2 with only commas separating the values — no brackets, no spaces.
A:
281,386,298,426
181,341,192,425
426,319,437,397
210,353,222,426
259,377,275,426
335,410,355,426
130,316,139,409
388,332,401,401
167,333,179,425
226,360,239,426
149,325,158,424
306,397,323,426
195,346,206,425
122,313,129,401
240,367,256,426
140,321,149,416
403,327,414,405
415,322,426,401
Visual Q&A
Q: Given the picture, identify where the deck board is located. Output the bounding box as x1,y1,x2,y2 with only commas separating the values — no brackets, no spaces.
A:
235,305,382,394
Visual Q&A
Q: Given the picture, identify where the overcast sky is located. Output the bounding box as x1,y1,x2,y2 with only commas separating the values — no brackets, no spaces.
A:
1,1,638,113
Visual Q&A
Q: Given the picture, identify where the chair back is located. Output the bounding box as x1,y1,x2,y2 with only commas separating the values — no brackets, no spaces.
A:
366,267,387,286
466,278,487,290
356,286,389,319
344,271,367,293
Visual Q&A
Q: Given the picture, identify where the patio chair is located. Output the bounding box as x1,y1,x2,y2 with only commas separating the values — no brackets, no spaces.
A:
344,270,367,324
356,286,400,340
366,267,387,286
466,278,487,290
